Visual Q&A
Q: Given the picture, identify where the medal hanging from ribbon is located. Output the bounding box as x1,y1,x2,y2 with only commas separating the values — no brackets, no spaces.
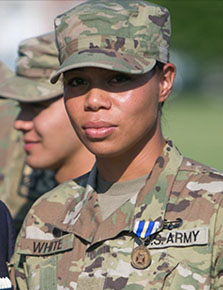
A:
131,220,161,269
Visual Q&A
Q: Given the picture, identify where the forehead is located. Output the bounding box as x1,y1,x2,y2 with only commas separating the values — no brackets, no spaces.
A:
64,66,157,78
63,67,150,79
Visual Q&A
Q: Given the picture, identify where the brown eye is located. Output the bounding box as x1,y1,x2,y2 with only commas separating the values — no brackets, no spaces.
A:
110,73,131,84
68,77,88,87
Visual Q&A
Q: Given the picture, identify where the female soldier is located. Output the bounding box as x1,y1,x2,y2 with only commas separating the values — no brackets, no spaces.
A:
11,1,223,289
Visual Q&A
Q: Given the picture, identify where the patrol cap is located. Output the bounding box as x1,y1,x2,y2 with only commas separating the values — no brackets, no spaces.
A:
51,0,171,84
0,32,63,102
0,61,14,81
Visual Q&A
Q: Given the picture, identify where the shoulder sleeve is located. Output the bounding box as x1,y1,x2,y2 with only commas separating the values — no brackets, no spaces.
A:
9,228,27,290
212,192,223,288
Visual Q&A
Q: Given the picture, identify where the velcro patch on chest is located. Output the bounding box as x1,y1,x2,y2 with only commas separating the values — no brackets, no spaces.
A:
147,227,208,249
17,233,74,256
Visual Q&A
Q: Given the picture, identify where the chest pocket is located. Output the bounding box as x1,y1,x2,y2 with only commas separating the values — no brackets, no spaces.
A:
17,233,74,290
118,228,211,289
148,227,211,289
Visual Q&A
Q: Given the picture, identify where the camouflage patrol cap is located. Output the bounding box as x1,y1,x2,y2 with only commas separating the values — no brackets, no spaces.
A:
51,0,171,84
0,32,63,102
0,61,14,81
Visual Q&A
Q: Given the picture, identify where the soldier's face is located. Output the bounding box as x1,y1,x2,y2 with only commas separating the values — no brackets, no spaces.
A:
14,97,82,170
63,65,174,159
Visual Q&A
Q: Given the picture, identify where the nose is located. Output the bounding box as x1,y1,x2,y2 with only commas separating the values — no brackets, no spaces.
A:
84,87,112,112
14,111,34,132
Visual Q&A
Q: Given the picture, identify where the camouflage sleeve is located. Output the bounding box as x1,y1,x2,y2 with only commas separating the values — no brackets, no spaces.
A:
212,194,223,288
9,222,28,289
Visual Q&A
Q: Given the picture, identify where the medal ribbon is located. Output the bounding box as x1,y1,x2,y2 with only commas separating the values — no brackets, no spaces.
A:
133,220,161,239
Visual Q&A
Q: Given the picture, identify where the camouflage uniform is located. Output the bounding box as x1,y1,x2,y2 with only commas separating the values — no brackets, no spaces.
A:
11,141,223,289
11,0,223,289
0,98,21,180
0,33,62,233
0,61,22,192
0,99,23,191
0,62,26,233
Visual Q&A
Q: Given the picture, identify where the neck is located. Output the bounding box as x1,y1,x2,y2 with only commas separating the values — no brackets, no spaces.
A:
96,121,165,182
54,147,95,183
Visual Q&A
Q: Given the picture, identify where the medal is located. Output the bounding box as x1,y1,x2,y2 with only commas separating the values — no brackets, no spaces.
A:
131,244,151,269
131,220,161,269
131,218,183,269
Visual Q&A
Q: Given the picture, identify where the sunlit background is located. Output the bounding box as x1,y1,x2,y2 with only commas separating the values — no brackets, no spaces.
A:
1,0,222,170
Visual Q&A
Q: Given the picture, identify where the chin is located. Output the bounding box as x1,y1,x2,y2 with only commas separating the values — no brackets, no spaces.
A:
26,157,53,170
88,147,121,159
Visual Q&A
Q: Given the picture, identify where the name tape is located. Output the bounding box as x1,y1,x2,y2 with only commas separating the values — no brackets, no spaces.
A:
147,227,209,249
18,233,74,256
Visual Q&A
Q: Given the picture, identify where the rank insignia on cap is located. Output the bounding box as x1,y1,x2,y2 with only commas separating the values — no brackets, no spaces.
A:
133,220,161,239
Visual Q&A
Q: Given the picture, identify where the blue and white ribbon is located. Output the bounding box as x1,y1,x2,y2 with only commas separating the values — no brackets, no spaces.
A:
133,220,161,239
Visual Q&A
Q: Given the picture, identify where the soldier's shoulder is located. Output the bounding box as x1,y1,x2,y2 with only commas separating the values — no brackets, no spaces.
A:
180,157,222,177
178,157,223,193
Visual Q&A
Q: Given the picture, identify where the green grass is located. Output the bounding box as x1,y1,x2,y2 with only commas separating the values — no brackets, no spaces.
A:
162,95,223,171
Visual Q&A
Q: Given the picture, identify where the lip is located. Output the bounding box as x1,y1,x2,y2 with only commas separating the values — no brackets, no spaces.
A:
24,140,40,151
83,121,116,139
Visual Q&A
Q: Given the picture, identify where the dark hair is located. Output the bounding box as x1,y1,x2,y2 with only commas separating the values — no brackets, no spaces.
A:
155,61,165,71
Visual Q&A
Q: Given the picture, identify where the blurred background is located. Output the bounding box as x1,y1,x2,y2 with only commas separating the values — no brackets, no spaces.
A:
0,0,222,170
158,0,223,171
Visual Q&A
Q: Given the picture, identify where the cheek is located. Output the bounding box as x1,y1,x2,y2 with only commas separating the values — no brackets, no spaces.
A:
57,115,79,143
34,110,66,138
32,115,49,136
119,88,158,122
64,98,82,125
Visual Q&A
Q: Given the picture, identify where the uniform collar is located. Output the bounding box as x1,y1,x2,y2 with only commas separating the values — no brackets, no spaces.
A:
55,141,183,245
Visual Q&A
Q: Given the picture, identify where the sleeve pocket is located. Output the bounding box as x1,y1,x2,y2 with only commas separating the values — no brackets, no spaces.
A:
17,233,74,290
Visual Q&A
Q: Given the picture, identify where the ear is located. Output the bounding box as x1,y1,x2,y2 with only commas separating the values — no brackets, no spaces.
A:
158,63,176,103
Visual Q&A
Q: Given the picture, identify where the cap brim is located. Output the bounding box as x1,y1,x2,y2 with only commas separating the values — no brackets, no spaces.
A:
51,49,157,84
0,74,63,102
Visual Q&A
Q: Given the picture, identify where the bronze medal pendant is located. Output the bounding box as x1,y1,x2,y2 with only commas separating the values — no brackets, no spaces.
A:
131,245,151,269
132,219,162,269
